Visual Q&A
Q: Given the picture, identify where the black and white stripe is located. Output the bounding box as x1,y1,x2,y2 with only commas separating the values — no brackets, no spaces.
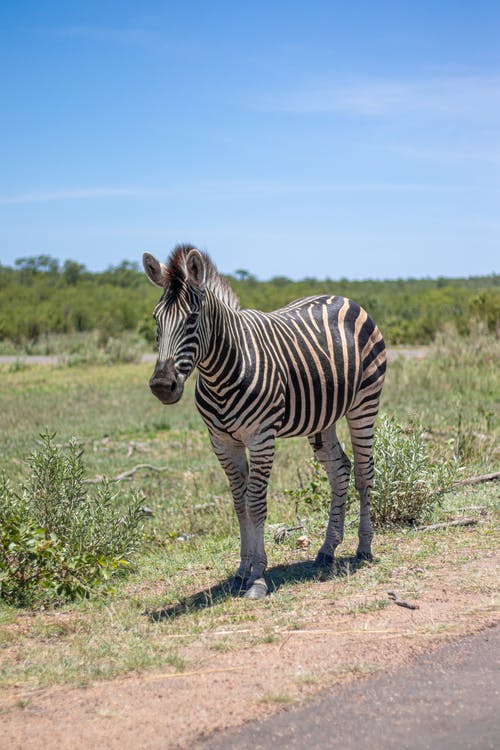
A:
144,245,386,598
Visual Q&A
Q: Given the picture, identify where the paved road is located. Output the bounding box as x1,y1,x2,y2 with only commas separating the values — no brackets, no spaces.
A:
200,625,499,750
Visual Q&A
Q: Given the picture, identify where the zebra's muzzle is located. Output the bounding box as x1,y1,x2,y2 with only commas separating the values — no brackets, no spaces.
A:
149,360,184,405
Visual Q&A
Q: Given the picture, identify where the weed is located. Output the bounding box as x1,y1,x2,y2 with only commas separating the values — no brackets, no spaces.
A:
285,416,455,530
343,598,390,615
295,672,321,686
260,692,297,705
369,416,455,527
8,360,28,373
164,653,188,672
210,637,234,653
261,631,277,644
0,433,144,605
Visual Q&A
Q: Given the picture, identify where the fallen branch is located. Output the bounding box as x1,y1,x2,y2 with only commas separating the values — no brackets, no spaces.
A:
84,463,168,484
270,523,304,543
455,505,488,513
192,502,218,511
387,591,419,610
414,518,478,532
127,440,150,458
453,471,500,487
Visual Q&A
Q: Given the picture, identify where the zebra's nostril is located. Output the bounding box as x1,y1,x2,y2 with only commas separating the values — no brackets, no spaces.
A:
170,381,177,392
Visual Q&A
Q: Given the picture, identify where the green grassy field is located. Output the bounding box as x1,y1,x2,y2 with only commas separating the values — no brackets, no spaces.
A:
0,328,498,692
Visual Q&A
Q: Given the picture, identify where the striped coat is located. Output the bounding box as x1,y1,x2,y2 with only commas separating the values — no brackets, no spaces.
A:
144,245,386,599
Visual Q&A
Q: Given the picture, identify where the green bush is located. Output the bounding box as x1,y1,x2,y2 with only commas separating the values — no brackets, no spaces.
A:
369,416,455,527
1,256,499,348
285,460,340,519
0,433,144,606
287,417,454,531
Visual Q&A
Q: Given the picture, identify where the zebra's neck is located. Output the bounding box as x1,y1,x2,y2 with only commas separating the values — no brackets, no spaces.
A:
197,290,246,391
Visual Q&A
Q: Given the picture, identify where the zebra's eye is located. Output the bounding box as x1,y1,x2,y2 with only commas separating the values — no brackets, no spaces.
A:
185,312,198,327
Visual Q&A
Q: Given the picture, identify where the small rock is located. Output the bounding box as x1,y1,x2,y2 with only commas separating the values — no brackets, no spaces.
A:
296,535,310,549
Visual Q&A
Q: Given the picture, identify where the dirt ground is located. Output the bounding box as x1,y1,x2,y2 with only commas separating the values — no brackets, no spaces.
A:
201,623,500,750
0,549,498,750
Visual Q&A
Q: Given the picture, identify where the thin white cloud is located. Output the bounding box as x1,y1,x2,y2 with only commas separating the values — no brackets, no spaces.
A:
0,187,142,205
166,179,475,197
390,142,500,164
0,180,477,208
263,74,500,120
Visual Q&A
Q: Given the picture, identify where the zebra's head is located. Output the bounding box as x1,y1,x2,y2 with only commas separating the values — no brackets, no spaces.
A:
143,247,208,405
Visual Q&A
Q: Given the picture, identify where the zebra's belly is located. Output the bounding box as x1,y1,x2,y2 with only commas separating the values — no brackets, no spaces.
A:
276,369,356,438
276,410,343,439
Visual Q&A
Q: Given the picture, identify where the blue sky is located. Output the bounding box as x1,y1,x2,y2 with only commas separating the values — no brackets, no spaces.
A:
0,1,499,279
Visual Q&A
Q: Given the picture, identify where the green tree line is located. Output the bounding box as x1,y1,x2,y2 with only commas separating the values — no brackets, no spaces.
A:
0,254,498,346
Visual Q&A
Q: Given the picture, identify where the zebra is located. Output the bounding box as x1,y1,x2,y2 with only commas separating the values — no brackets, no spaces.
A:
143,244,386,599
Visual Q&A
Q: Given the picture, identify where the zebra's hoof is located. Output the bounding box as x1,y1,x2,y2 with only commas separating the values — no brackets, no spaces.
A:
243,579,268,599
313,552,334,569
231,575,248,595
356,550,373,563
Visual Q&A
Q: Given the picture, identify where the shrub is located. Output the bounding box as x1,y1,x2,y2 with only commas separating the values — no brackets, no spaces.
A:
58,331,145,367
0,433,144,606
285,460,345,519
369,416,455,527
286,416,454,531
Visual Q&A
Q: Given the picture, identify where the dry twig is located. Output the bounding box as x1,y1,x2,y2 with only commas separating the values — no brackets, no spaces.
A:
84,463,168,484
387,591,419,610
453,471,500,487
414,518,478,532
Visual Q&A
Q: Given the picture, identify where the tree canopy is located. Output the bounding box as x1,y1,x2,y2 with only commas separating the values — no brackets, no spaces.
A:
0,255,498,346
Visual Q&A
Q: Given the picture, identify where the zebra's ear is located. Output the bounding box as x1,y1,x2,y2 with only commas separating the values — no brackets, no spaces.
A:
186,249,206,289
143,253,168,288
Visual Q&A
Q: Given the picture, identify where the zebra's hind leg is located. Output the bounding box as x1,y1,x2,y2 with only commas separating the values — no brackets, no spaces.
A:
346,411,377,562
308,425,351,569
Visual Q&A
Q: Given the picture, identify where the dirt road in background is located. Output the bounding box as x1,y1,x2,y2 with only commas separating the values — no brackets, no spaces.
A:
0,348,429,366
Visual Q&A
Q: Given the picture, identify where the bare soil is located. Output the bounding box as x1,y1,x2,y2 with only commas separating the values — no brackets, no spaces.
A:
201,624,500,750
1,550,497,750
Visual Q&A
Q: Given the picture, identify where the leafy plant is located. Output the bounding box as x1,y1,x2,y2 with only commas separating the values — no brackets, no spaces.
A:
285,460,331,516
286,417,455,530
0,433,144,606
1,254,499,348
369,416,455,527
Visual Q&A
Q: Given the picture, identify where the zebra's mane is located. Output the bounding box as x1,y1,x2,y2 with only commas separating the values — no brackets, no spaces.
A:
165,244,240,311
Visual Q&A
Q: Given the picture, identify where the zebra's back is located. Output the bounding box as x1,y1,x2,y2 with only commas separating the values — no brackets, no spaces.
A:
196,293,385,443
266,295,386,438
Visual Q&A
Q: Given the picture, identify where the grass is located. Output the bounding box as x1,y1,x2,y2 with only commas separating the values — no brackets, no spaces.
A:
0,483,497,691
260,692,298,705
0,330,498,692
0,330,150,361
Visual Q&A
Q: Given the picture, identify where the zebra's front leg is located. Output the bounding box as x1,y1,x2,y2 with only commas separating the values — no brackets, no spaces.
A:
347,413,377,562
308,426,351,569
209,433,252,588
243,434,276,599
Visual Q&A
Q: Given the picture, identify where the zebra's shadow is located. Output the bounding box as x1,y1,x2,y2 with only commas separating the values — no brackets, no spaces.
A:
147,555,368,622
